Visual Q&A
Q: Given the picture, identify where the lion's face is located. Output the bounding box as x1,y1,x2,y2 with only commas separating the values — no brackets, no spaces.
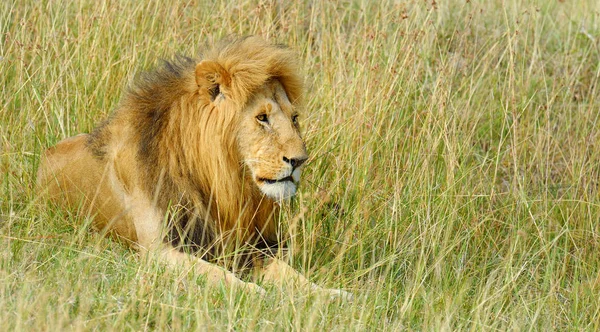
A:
235,80,308,201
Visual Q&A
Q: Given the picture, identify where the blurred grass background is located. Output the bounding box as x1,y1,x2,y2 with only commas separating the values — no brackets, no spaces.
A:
1,0,600,330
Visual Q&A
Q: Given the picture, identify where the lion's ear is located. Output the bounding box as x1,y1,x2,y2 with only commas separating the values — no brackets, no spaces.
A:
195,60,231,101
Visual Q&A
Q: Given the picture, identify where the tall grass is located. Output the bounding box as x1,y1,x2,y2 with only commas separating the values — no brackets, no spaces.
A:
2,0,600,330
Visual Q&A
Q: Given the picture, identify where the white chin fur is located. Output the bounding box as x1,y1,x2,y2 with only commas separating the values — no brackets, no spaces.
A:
259,181,297,201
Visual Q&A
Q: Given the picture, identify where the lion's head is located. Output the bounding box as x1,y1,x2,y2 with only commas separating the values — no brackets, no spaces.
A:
235,80,308,200
191,38,308,202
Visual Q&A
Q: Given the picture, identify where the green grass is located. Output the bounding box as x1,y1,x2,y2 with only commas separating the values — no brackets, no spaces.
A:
2,0,600,330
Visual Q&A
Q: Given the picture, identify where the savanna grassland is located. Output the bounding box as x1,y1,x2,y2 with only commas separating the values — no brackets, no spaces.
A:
2,0,600,330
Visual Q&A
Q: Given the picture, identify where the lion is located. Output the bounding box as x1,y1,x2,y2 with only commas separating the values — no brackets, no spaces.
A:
37,37,350,299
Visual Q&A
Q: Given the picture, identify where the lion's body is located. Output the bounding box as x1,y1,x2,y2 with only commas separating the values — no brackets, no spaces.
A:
37,37,350,298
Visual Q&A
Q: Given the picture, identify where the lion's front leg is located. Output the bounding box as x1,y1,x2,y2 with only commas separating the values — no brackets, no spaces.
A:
146,246,266,295
126,192,265,294
254,258,352,301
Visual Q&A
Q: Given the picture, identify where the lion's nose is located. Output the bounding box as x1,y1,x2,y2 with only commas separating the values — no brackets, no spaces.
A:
283,156,308,168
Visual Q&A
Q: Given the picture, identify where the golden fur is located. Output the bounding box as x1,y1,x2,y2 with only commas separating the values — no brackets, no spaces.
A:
37,37,350,298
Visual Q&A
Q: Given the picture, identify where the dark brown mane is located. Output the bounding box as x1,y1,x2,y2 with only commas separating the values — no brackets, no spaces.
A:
127,56,197,119
134,60,195,179
87,57,197,164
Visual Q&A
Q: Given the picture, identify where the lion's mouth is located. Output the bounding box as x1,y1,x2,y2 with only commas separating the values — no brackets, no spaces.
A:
260,175,294,184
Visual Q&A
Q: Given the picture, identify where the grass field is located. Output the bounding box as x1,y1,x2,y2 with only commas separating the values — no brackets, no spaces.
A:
2,0,600,330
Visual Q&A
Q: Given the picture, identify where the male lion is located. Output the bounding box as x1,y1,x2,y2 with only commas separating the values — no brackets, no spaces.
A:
37,37,349,299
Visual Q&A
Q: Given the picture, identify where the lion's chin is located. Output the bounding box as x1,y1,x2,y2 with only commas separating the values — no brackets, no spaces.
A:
258,181,298,201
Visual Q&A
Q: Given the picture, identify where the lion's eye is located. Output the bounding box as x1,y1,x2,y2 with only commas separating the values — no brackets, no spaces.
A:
256,114,269,123
291,114,299,124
